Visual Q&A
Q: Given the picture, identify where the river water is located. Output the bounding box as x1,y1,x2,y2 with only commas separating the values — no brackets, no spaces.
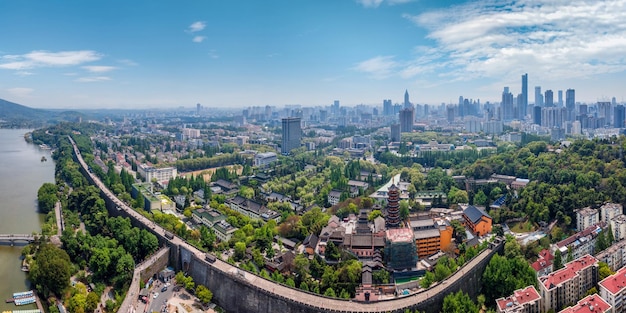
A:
0,129,54,311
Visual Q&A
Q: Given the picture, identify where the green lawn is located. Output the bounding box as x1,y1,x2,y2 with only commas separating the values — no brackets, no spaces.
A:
510,220,536,233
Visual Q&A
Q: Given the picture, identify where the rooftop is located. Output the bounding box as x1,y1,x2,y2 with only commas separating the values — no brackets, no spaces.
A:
576,207,598,217
496,286,541,312
463,205,491,224
599,264,626,295
386,228,414,243
540,255,598,290
558,294,611,313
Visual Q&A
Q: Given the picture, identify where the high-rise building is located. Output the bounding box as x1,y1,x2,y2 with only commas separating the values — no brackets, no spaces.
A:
404,89,411,108
390,123,401,142
383,99,393,116
386,184,401,228
281,117,301,155
535,86,543,106
501,87,514,121
533,106,542,125
615,105,625,128
558,90,563,107
597,102,612,127
521,73,528,117
544,90,554,107
566,89,576,122
399,107,414,132
196,103,201,115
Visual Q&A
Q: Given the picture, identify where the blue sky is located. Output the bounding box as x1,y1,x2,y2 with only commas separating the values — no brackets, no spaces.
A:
1,0,626,109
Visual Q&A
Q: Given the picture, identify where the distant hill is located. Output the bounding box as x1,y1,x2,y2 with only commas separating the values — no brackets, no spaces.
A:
0,99,87,128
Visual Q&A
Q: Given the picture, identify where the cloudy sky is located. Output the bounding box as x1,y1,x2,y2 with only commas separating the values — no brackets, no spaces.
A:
1,0,626,109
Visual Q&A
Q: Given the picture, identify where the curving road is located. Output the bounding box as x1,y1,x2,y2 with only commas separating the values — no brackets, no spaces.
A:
69,136,495,313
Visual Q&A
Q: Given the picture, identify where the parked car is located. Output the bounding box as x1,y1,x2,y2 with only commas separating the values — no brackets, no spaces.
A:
161,286,168,292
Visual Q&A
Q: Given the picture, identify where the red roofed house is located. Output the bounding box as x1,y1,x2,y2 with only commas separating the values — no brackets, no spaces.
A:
558,294,611,313
538,254,599,312
496,285,541,313
531,249,554,277
599,265,626,312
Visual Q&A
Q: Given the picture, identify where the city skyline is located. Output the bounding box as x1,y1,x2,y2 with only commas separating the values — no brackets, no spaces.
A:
2,0,626,109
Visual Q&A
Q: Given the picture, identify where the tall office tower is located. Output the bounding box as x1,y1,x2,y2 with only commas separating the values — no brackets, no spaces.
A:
281,117,302,155
399,107,414,132
423,104,429,117
597,102,612,126
614,105,625,128
404,89,411,108
521,73,528,117
390,123,401,142
613,97,617,106
558,90,563,107
383,99,393,116
501,87,514,121
533,106,542,125
516,94,524,119
333,100,340,114
579,104,588,115
566,89,576,122
544,90,554,107
535,86,543,106
196,103,201,115
385,183,401,228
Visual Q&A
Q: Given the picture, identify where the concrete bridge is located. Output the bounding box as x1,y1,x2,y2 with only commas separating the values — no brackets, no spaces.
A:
68,136,505,313
0,234,36,246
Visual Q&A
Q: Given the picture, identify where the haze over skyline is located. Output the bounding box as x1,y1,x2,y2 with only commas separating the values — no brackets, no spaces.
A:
2,0,626,109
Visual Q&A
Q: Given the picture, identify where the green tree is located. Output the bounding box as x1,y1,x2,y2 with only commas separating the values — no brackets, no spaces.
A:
324,287,336,297
553,249,563,270
234,242,246,261
599,262,615,280
37,182,58,214
325,241,341,261
85,292,100,313
420,271,435,289
400,200,410,221
196,285,213,304
29,244,72,296
442,291,479,313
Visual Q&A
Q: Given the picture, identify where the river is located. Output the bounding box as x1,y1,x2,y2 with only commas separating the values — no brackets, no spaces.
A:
0,129,55,311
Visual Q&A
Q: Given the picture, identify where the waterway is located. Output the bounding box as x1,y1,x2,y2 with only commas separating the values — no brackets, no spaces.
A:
0,129,54,311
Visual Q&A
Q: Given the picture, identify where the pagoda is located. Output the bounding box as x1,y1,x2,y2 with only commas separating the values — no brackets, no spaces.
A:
386,183,401,228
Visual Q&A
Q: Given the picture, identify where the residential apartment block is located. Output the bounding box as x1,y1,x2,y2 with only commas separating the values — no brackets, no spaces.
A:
538,255,599,312
496,285,541,313
554,222,606,263
462,205,492,237
558,294,611,313
599,265,626,312
576,207,599,232
595,238,626,271
137,163,177,183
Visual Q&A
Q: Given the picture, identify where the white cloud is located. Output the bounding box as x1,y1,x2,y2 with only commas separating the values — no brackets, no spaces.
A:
396,0,626,84
208,50,219,59
15,71,34,76
353,56,398,79
0,50,101,70
82,65,116,73
7,87,34,97
75,76,111,83
356,0,413,8
188,21,206,32
118,59,138,66
193,36,206,43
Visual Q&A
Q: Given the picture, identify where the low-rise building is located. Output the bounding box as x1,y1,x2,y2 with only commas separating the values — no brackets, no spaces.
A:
462,205,492,237
531,249,554,277
496,285,541,313
254,152,277,168
539,255,599,312
595,238,626,271
559,294,611,313
213,220,238,242
192,208,226,228
411,218,453,259
137,163,177,183
554,222,606,262
226,195,281,223
328,190,342,206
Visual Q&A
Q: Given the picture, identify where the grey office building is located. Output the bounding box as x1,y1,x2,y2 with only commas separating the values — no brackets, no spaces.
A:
281,117,302,155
